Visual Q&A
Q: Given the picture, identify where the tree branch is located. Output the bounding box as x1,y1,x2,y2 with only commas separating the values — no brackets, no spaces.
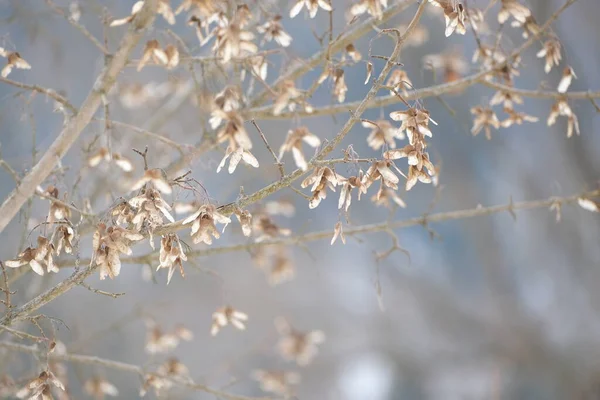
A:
162,0,417,176
44,0,110,55
0,1,426,327
154,0,428,234
0,0,581,327
59,189,600,268
248,83,600,120
0,0,159,235
0,77,77,114
0,341,274,400
249,0,418,108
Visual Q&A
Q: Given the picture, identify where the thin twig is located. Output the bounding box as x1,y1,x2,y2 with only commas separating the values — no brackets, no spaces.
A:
251,119,284,177
0,341,275,400
0,261,12,310
98,119,186,153
249,81,600,120
0,325,46,342
79,282,125,299
133,146,149,171
59,189,600,268
250,0,417,107
0,77,77,114
44,0,110,55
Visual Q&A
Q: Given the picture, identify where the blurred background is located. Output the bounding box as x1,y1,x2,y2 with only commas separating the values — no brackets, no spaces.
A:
1,0,600,398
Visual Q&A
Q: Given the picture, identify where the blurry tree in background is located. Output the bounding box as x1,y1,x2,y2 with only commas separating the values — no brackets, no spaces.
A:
1,0,600,398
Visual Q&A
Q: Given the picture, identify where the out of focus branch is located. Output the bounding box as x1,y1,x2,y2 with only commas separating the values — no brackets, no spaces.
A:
59,189,600,268
480,82,600,100
0,77,77,114
44,0,110,55
249,83,600,120
0,0,159,236
0,341,275,400
100,119,187,153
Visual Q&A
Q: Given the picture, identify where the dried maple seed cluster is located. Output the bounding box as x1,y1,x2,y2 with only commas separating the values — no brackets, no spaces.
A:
145,320,193,354
93,224,144,280
15,370,65,400
183,204,231,245
211,306,249,336
301,166,341,209
209,87,259,174
6,236,58,276
0,47,30,78
386,69,412,95
275,318,326,366
253,370,301,397
279,126,321,171
157,233,187,284
289,0,332,19
457,0,581,139
295,108,436,215
137,40,179,71
88,147,134,171
2,0,598,398
363,119,405,150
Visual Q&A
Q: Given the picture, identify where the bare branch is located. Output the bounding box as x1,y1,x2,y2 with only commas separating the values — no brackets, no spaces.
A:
250,0,418,107
0,341,275,400
44,0,110,55
0,77,77,114
252,119,284,177
0,0,160,235
249,83,600,120
61,189,600,268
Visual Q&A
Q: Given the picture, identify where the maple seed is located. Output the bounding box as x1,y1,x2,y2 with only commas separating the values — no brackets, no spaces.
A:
84,377,119,399
211,306,249,336
275,318,325,366
183,204,231,245
350,0,388,20
331,222,346,245
301,167,341,209
0,48,31,78
279,127,321,171
145,320,193,354
131,169,172,194
253,370,301,396
138,40,168,71
5,236,57,276
362,119,405,150
537,39,562,74
386,69,412,96
257,15,292,47
157,234,187,284
557,66,576,93
428,0,467,37
578,198,599,213
290,0,332,19
470,106,500,140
